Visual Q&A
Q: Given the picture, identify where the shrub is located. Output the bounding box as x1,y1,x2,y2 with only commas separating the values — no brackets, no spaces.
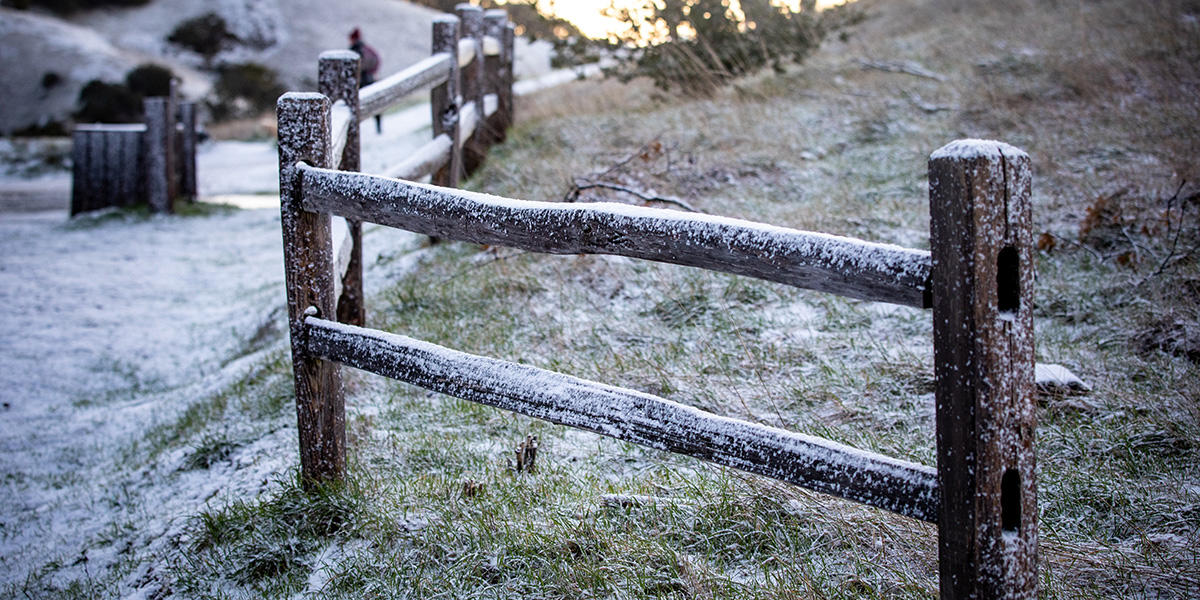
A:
124,63,174,97
72,64,177,124
606,0,824,95
73,80,143,123
207,63,285,121
168,12,236,64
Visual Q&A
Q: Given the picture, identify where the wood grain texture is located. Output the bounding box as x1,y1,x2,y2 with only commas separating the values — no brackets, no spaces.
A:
929,140,1037,600
299,167,932,307
305,316,939,521
277,92,346,487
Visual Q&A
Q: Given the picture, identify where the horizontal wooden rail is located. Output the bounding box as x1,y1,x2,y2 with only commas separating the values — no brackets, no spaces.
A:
459,102,479,149
329,100,353,169
457,38,478,67
483,35,501,56
304,316,940,521
382,134,452,180
297,167,933,307
359,53,454,120
331,216,352,301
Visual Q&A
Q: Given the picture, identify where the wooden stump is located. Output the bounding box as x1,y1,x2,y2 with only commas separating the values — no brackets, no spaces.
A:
71,125,144,215
929,139,1037,600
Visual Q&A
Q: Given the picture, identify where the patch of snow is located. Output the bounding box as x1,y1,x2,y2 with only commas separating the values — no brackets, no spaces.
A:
1034,362,1089,394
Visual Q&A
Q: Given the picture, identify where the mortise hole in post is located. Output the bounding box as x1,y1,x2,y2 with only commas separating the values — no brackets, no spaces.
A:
997,245,1020,315
1001,468,1021,533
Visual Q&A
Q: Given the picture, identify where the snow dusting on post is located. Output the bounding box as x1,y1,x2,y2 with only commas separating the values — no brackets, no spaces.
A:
319,50,366,327
277,92,346,488
431,16,462,188
929,139,1037,599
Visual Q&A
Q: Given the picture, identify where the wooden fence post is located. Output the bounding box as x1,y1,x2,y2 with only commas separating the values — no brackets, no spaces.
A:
431,15,462,188
177,101,198,200
502,21,515,131
456,4,486,175
277,92,346,488
319,50,366,327
929,140,1037,600
143,96,175,213
483,9,509,145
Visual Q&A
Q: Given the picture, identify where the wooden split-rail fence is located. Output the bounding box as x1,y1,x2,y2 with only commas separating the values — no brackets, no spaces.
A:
71,83,198,215
276,6,1037,599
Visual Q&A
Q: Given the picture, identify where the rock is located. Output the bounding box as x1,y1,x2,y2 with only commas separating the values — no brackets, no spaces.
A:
1035,363,1090,395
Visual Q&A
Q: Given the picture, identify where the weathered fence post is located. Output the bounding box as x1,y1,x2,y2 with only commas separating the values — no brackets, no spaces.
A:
431,15,462,188
177,101,198,200
277,92,346,488
456,4,486,174
143,96,176,213
502,21,515,132
483,9,509,145
319,50,366,327
929,140,1037,600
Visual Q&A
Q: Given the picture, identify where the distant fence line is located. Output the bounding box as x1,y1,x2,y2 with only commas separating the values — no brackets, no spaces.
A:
71,82,197,216
275,6,1038,599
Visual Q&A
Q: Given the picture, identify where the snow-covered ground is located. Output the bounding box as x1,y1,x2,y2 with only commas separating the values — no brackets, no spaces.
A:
0,62,597,593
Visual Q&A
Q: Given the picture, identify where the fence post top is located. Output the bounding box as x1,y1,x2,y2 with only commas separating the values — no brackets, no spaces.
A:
484,8,507,20
455,3,482,15
278,91,329,106
320,49,361,63
930,138,1028,162
433,14,460,25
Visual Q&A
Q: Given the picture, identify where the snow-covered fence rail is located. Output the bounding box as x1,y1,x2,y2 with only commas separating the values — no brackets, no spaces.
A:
308,4,515,327
70,90,198,215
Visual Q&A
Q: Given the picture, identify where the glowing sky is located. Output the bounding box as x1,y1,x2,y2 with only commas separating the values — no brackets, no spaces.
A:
518,0,855,41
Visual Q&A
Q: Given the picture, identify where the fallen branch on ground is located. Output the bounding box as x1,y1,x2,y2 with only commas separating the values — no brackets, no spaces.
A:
564,180,702,213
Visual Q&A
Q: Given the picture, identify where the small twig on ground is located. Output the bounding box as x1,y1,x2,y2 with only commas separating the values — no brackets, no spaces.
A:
855,58,947,81
1134,179,1193,288
565,180,703,213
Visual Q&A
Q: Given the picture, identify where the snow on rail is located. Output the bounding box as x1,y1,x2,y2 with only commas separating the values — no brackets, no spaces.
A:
304,316,940,521
297,166,933,307
329,100,352,169
457,38,478,67
358,53,454,120
381,134,452,181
